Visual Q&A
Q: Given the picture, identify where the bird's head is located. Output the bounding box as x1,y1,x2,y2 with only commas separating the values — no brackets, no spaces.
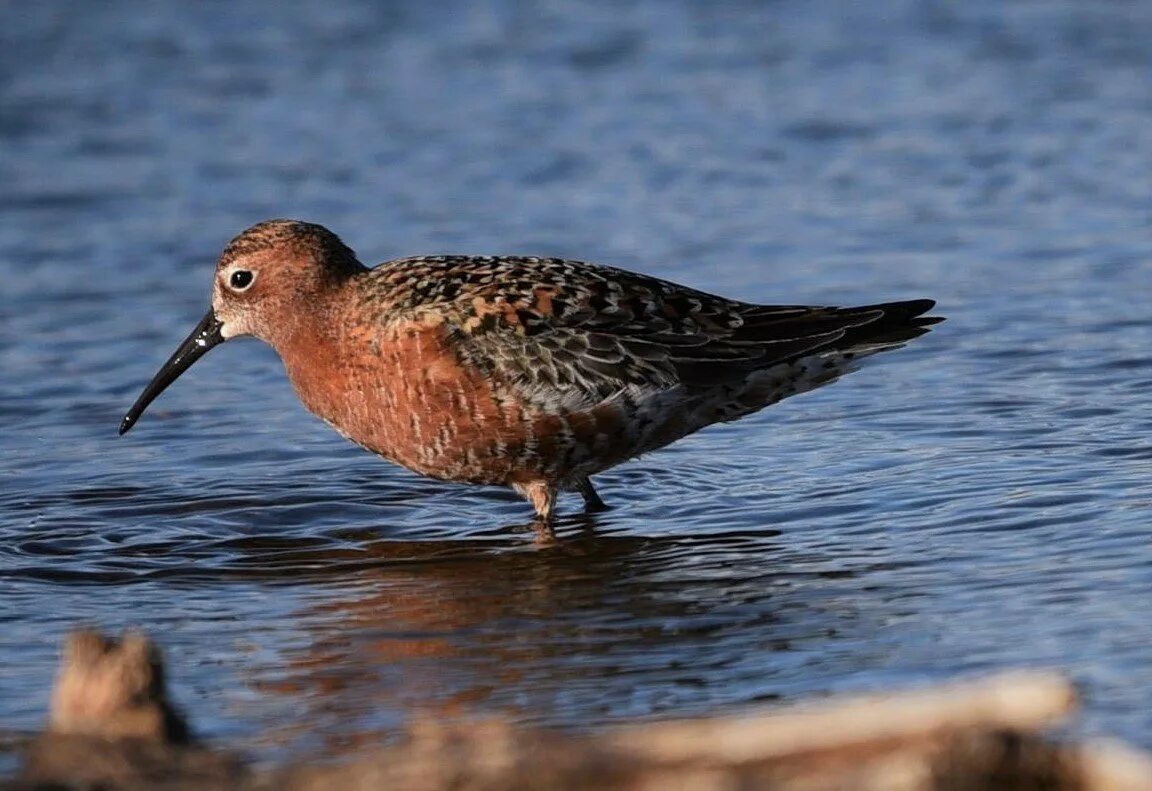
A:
119,219,363,435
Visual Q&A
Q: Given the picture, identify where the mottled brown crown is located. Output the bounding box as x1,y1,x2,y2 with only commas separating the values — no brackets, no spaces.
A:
220,219,362,278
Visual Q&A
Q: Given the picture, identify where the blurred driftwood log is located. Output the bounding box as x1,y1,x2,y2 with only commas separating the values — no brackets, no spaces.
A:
8,630,1152,791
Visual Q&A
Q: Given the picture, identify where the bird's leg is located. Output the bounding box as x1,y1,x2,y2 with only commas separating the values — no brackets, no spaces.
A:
515,481,558,537
576,477,609,512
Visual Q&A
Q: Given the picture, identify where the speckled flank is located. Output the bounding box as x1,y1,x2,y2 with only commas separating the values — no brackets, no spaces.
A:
198,220,942,524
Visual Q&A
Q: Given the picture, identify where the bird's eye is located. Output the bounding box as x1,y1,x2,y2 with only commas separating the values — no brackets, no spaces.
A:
229,270,255,291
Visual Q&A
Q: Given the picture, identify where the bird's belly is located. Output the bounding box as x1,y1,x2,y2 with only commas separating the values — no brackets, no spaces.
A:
300,368,528,486
329,389,650,487
282,323,700,486
348,390,532,486
280,323,566,485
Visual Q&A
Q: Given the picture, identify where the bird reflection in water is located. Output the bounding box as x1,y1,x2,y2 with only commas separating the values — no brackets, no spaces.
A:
223,524,874,761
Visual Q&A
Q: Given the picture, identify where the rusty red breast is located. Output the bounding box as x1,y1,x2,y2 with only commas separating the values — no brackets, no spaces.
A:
120,219,943,528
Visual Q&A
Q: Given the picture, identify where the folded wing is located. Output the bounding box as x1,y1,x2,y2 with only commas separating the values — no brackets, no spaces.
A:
384,255,941,411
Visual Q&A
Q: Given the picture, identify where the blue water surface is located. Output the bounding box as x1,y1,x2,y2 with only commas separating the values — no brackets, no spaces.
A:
2,0,1152,767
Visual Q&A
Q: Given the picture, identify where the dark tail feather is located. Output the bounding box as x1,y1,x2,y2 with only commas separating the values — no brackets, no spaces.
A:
677,298,943,384
836,299,943,349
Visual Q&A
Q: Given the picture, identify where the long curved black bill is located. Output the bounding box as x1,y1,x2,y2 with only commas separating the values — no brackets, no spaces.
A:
119,310,225,436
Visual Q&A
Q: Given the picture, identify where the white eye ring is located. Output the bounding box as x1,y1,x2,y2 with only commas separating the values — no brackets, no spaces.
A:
228,269,256,292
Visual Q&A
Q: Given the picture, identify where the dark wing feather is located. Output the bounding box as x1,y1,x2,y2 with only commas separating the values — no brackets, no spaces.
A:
377,255,939,409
